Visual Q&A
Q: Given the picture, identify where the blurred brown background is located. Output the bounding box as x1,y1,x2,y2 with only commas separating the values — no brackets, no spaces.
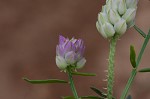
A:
0,0,150,99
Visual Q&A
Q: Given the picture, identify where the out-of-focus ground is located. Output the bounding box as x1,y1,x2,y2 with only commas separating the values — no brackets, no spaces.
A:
0,0,150,99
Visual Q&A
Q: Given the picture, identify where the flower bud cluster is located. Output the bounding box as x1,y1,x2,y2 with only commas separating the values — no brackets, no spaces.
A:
96,0,138,38
56,35,86,71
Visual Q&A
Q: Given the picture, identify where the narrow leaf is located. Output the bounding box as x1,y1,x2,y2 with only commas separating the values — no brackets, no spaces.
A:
71,72,96,76
130,45,136,68
126,95,132,99
139,68,150,72
148,29,150,37
81,96,102,99
23,77,68,84
134,25,146,38
90,87,116,99
90,87,107,98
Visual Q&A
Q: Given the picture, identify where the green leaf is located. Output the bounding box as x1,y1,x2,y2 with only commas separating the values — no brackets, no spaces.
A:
148,29,150,37
134,25,146,38
90,87,116,99
90,87,107,98
126,95,132,99
130,45,137,68
139,68,150,72
71,72,96,76
81,96,102,99
62,96,75,99
23,77,68,84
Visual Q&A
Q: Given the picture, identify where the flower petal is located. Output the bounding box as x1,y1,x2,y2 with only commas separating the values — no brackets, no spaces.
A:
59,35,66,45
65,51,76,64
76,58,86,69
96,21,107,38
122,8,136,24
56,56,68,69
114,19,127,35
103,22,115,38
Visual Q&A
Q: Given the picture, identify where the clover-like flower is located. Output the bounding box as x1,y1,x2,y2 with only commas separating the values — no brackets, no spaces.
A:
96,0,139,38
56,35,86,71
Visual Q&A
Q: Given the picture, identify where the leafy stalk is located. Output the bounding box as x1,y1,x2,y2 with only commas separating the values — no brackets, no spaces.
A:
120,29,150,99
107,34,119,99
67,67,79,99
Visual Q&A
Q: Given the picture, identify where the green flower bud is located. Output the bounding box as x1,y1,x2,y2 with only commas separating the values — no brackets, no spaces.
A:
122,8,136,24
96,22,107,38
111,0,120,10
114,19,127,35
118,0,126,15
126,0,139,9
102,5,110,14
98,12,109,25
106,0,112,7
108,9,121,25
103,22,115,38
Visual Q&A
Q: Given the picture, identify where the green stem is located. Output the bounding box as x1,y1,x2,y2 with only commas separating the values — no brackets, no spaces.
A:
120,69,136,99
120,30,150,99
107,35,119,99
67,67,79,99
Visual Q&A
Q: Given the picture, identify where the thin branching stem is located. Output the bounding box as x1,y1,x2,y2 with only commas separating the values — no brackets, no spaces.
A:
120,29,150,99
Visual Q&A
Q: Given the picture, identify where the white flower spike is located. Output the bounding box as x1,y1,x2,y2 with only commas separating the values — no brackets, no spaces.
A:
96,0,139,39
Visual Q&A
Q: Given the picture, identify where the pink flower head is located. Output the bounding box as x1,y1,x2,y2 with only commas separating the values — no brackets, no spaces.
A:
56,35,86,70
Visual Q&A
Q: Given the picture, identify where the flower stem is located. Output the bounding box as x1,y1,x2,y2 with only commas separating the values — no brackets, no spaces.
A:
120,30,150,99
107,35,119,99
67,67,79,99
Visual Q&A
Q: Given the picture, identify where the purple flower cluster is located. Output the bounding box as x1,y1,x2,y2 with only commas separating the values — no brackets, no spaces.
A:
56,35,86,70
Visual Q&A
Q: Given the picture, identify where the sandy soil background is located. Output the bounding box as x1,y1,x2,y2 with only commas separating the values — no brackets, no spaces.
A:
0,0,150,99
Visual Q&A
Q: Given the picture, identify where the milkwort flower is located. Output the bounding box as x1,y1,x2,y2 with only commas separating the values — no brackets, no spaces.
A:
96,0,139,38
56,35,86,71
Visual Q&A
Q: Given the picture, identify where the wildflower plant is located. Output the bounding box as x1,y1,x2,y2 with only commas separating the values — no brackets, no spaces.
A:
23,35,96,99
23,0,150,99
56,35,87,99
